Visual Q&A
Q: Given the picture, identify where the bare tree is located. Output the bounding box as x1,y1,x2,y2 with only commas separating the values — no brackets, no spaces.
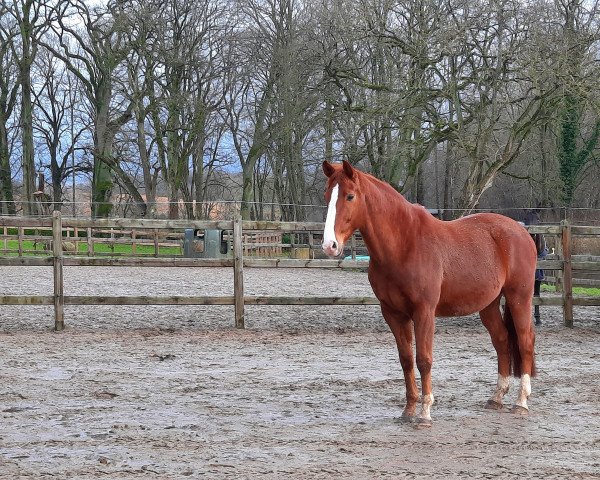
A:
3,1,59,215
552,0,600,205
222,0,323,220
321,0,473,201
0,8,18,214
133,0,227,219
221,0,277,220
42,0,136,217
33,46,87,209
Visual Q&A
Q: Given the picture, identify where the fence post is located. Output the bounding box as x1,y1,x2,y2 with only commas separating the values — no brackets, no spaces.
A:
52,210,65,331
18,226,23,256
87,227,93,256
153,229,159,257
233,216,244,329
554,227,564,292
560,220,573,328
131,229,137,256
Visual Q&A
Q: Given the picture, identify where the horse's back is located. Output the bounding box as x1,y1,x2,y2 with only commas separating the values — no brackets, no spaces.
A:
443,213,537,277
367,209,536,317
432,213,537,316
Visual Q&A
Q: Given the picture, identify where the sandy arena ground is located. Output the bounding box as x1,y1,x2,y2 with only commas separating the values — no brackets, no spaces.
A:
0,266,599,479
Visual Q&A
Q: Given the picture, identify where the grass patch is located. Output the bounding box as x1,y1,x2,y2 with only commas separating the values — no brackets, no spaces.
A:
1,239,181,256
541,284,600,296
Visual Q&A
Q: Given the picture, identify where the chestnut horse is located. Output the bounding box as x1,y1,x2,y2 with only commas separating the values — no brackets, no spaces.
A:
322,161,537,426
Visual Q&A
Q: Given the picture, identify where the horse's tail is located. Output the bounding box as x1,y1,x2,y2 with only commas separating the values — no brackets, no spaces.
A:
503,303,536,378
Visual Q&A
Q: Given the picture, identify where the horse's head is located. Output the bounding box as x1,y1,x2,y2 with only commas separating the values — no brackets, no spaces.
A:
321,160,364,257
523,209,547,255
523,209,541,226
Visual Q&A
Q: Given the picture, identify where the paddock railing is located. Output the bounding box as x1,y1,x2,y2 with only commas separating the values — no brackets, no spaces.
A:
1,213,599,330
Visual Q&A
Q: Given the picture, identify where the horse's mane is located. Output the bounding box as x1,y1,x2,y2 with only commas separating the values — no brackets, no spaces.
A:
355,168,420,221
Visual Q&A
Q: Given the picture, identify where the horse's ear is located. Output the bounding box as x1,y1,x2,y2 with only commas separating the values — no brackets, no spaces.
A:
322,161,335,178
342,160,355,180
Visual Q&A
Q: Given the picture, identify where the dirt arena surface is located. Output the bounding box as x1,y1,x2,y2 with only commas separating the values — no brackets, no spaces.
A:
1,267,599,479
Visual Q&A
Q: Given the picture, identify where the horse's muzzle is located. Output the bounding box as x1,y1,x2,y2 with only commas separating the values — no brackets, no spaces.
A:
322,240,343,258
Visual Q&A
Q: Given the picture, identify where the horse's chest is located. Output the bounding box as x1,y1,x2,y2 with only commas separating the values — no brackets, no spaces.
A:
368,266,436,313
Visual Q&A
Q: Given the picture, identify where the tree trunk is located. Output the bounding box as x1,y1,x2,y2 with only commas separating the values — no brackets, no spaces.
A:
92,103,114,218
240,142,263,220
0,116,16,215
18,2,37,215
192,132,207,219
240,159,255,220
324,101,333,162
134,97,156,217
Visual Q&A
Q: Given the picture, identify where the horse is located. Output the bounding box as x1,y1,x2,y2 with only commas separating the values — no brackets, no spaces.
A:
523,209,549,326
321,160,537,426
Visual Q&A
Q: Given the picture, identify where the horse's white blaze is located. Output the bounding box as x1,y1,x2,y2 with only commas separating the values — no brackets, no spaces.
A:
323,184,339,251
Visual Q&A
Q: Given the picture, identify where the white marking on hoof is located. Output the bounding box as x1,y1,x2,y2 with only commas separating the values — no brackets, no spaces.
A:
419,393,434,421
489,374,510,405
515,373,531,410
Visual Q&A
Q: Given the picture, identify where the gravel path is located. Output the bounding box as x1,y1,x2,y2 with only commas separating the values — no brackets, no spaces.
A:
1,267,599,478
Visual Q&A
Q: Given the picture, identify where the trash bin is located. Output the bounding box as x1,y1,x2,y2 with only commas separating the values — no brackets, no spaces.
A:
183,229,230,258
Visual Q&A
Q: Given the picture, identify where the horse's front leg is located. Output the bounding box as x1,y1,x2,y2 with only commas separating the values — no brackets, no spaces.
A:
381,305,419,422
413,307,436,427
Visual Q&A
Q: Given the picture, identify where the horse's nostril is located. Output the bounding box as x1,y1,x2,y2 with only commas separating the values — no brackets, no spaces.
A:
332,241,337,250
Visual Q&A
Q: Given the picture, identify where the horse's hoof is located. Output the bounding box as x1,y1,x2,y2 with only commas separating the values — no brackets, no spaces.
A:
397,415,415,424
485,399,504,410
399,405,417,422
511,405,529,415
413,417,432,429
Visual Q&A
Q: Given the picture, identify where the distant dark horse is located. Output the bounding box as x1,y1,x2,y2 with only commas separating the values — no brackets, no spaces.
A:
523,210,548,326
322,161,537,426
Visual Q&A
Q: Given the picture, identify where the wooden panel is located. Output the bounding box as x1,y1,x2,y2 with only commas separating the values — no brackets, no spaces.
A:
0,257,54,266
63,296,236,305
242,258,369,269
244,296,379,305
62,257,234,267
525,225,561,235
571,226,600,236
242,220,324,231
61,218,234,230
0,296,54,305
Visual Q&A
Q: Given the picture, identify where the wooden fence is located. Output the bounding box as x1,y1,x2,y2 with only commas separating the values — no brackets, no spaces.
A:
1,213,599,330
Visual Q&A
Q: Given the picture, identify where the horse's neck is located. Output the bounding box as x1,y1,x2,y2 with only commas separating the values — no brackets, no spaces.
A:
358,176,417,262
533,233,546,255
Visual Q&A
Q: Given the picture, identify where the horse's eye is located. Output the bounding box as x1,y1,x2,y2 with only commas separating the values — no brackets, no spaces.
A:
346,194,355,201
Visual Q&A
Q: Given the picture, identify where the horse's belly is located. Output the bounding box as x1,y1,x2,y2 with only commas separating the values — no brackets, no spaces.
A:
436,281,502,317
436,301,488,317
369,263,503,317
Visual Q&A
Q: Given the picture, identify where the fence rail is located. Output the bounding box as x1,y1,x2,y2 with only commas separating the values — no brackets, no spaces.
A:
1,214,600,330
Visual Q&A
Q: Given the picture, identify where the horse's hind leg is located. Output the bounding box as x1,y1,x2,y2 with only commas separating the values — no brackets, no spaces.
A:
480,296,511,410
505,293,536,414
